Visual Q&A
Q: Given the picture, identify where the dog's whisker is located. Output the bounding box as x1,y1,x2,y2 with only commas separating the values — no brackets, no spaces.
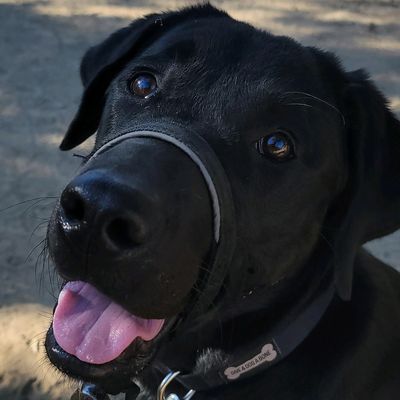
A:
285,102,314,108
285,91,338,111
30,220,49,241
26,330,49,349
35,355,52,374
35,240,49,293
32,230,58,300
0,196,58,213
30,225,51,296
284,91,346,126
36,311,53,320
27,238,47,264
45,233,62,299
22,199,57,218
199,261,228,291
198,265,213,274
34,353,64,388
189,283,204,297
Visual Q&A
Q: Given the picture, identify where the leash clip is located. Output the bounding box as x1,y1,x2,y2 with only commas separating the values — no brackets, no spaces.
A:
157,371,196,400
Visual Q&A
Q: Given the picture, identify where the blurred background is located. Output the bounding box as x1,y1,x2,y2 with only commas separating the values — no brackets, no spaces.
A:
0,0,399,399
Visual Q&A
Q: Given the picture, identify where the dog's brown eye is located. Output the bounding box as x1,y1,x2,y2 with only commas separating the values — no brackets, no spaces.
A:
255,132,295,161
130,73,157,98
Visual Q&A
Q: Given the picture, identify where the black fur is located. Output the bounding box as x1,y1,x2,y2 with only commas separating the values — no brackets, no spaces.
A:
46,4,400,399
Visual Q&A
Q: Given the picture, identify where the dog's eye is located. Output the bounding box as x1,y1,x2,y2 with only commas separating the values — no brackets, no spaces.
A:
130,73,157,98
255,132,295,161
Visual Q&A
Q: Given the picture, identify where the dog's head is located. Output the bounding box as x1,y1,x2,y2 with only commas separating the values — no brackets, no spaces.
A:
45,4,400,394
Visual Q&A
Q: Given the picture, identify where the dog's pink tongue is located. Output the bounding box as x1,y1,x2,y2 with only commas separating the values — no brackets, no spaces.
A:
53,281,164,365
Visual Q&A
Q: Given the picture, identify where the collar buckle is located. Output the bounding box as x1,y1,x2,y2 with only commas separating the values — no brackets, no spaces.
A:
157,371,196,400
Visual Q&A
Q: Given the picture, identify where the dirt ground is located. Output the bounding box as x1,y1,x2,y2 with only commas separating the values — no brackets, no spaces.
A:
0,0,399,399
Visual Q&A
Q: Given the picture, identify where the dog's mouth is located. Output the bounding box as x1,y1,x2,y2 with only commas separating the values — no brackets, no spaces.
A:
46,281,174,394
53,281,164,364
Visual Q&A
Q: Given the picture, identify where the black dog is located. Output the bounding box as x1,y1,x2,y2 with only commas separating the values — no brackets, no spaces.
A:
45,4,400,399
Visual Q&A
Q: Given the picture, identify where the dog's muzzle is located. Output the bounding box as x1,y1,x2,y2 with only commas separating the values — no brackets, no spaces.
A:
90,123,237,319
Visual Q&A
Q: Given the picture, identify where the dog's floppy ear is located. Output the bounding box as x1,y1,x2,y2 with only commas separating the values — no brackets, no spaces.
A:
60,4,228,150
332,69,400,300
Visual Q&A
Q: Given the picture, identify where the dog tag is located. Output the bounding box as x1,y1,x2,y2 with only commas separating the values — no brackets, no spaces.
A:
70,383,110,400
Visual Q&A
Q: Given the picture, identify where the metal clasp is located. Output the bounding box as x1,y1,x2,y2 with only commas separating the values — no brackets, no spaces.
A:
157,371,196,400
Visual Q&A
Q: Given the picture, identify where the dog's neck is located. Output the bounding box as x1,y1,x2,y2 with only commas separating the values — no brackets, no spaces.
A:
141,243,336,397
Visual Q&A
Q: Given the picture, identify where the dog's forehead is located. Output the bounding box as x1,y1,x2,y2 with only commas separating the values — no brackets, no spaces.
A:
140,17,257,59
135,17,324,94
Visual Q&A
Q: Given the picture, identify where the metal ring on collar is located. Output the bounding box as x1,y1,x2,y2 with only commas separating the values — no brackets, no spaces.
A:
157,371,196,400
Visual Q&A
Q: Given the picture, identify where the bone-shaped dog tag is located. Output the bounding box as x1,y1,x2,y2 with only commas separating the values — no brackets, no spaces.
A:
224,343,278,380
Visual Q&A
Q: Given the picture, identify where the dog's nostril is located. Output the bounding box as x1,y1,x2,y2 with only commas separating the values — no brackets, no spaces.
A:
60,190,85,222
104,217,145,249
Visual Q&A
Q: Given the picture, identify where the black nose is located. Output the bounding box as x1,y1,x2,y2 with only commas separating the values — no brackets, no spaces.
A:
59,170,150,251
